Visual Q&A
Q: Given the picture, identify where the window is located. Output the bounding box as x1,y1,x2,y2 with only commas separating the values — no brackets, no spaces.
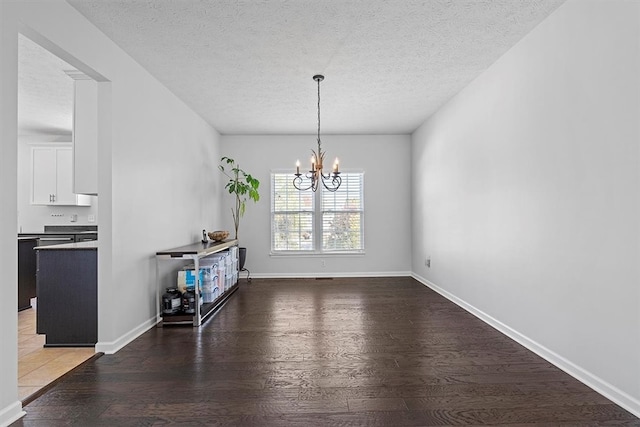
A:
271,173,315,251
271,172,364,253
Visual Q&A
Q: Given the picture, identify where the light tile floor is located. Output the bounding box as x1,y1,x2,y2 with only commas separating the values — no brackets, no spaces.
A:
18,304,95,401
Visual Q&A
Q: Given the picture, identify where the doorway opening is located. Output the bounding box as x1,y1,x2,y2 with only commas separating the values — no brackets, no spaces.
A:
16,32,102,404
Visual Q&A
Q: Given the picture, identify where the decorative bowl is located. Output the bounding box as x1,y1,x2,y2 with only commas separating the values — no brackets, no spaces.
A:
207,230,229,242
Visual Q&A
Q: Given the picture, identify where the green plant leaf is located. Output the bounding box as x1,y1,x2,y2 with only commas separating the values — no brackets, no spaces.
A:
219,156,261,238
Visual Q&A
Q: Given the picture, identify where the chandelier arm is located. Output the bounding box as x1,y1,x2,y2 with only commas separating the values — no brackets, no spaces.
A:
293,174,314,191
321,174,342,192
320,170,341,180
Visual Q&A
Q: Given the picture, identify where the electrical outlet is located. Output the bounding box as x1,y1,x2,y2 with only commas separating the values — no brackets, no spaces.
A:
88,214,95,223
425,257,431,268
321,260,326,268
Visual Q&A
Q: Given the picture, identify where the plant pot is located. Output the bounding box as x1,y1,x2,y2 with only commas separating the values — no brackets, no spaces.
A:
239,247,247,271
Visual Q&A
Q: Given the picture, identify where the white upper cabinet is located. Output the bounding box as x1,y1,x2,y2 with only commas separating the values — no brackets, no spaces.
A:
32,147,57,205
31,145,91,206
70,75,98,195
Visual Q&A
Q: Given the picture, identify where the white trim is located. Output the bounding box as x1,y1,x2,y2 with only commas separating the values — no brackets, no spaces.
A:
411,273,640,419
95,315,158,355
271,171,365,253
250,271,412,279
0,401,25,427
270,251,365,257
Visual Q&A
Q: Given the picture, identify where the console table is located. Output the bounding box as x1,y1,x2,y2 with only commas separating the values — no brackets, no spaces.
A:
156,239,239,326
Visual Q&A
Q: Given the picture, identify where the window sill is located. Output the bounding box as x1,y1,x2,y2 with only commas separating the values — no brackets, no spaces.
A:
270,251,365,258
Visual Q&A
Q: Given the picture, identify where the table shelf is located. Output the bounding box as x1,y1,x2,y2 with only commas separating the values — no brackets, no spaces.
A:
156,239,239,327
160,282,239,325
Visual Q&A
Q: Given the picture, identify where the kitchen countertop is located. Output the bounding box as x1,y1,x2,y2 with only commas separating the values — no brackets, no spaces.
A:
35,240,98,250
19,225,98,237
18,230,97,236
44,225,97,233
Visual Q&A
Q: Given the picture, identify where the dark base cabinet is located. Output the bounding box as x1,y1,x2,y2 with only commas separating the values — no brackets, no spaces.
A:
36,247,97,347
18,238,38,311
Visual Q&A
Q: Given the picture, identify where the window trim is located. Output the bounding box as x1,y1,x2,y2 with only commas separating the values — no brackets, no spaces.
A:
270,170,365,255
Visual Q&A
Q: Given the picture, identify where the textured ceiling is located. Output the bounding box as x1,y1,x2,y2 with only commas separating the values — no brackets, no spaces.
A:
18,34,76,137
23,0,565,136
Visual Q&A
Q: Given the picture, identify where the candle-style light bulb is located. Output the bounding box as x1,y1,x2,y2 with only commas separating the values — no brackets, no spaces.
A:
311,156,315,171
296,160,300,175
334,158,339,173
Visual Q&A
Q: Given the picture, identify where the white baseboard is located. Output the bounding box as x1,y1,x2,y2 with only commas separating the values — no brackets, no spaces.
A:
411,273,640,419
249,271,412,279
95,315,158,355
0,401,25,427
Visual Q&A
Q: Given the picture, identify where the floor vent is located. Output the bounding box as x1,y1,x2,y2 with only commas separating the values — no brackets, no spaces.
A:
315,277,334,280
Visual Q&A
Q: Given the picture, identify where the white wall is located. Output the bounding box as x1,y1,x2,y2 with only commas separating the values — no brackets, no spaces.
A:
411,0,640,416
17,136,99,232
221,135,412,277
0,1,22,424
0,1,222,424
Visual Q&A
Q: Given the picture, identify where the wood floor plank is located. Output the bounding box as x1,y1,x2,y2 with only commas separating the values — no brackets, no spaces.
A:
12,277,640,426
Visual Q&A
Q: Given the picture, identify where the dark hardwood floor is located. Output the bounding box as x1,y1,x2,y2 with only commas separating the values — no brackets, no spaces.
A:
14,277,640,426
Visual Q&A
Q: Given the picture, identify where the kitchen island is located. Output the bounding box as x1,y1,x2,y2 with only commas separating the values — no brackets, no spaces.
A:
17,225,97,311
36,240,97,347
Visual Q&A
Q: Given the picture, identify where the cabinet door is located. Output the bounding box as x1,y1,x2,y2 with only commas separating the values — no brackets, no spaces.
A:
32,147,57,205
55,147,76,205
31,145,91,206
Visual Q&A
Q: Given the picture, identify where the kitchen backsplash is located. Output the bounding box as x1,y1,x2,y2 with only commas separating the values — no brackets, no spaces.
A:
18,197,98,233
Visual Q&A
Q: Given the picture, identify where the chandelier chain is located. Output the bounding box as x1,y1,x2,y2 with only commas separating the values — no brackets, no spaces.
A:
293,74,341,192
317,76,321,147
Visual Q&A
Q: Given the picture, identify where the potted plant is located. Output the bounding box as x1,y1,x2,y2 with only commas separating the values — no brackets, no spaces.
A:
219,157,260,271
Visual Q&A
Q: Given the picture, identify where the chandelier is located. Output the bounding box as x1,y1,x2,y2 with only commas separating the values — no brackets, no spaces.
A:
293,75,341,192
